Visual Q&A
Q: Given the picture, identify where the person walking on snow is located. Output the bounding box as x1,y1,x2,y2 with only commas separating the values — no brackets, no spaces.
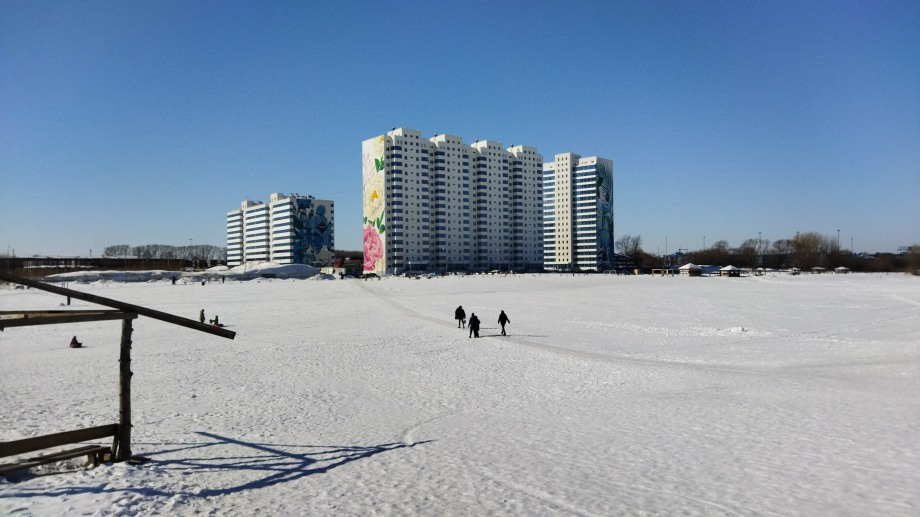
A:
468,314,480,338
498,310,510,336
455,305,466,328
199,309,205,324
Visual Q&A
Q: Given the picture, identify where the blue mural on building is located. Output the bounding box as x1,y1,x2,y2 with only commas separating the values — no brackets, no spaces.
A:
596,161,614,270
293,198,333,266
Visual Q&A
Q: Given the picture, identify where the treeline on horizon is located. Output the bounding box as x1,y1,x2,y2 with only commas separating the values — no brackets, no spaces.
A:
102,244,225,261
616,232,920,273
98,231,919,274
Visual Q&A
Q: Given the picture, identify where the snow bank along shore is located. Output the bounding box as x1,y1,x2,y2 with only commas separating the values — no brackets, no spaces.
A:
1,272,918,516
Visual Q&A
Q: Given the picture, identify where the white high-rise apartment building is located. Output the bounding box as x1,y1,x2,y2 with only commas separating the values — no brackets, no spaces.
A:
226,193,334,267
543,153,614,271
362,128,542,275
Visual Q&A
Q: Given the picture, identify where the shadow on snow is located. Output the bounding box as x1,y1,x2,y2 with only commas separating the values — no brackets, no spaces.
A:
2,431,432,499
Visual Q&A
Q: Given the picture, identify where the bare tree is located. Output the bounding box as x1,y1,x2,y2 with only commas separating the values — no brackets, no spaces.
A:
103,245,130,258
792,232,838,269
102,244,226,263
771,239,792,267
908,244,920,275
615,234,643,259
736,239,758,268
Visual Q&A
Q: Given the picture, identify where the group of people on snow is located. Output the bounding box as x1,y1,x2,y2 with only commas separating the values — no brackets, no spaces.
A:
199,309,222,327
454,306,510,338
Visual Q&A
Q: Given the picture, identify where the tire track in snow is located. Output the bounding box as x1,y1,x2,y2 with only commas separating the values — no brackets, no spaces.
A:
354,282,856,387
351,281,458,330
350,280,815,386
401,411,462,446
476,467,593,516
477,467,764,517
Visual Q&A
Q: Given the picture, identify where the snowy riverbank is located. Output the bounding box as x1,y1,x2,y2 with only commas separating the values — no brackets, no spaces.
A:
2,273,918,515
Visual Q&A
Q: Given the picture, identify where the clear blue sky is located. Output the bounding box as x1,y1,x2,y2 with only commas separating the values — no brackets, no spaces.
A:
2,0,918,257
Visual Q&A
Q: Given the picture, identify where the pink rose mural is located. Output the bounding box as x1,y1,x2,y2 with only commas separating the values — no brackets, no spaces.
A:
364,224,384,272
363,136,386,273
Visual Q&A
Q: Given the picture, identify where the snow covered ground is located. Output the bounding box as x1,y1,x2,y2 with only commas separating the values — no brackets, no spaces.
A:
1,272,918,516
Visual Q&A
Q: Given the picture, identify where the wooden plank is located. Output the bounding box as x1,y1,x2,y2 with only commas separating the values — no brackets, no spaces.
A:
0,310,122,315
0,424,118,458
0,272,235,340
0,445,111,474
0,311,136,330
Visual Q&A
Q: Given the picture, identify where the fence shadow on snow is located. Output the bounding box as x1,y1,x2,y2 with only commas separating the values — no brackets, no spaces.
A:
2,431,432,499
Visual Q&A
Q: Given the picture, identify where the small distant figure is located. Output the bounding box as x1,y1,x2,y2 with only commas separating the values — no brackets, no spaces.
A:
468,314,480,338
455,305,466,328
199,309,205,323
210,314,220,326
498,310,510,336
221,276,225,284
171,276,177,285
69,336,82,348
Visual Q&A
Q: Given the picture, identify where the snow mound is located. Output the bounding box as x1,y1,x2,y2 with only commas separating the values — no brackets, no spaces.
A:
41,262,320,283
43,269,177,283
225,261,319,278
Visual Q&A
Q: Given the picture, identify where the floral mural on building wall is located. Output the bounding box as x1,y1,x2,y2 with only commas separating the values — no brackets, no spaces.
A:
596,161,614,270
362,136,386,273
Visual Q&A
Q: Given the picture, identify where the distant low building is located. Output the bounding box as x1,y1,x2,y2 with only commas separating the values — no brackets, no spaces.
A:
679,263,702,277
719,265,742,277
227,193,334,267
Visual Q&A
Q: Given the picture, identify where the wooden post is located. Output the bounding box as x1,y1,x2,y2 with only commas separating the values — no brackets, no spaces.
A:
116,315,134,461
0,272,237,467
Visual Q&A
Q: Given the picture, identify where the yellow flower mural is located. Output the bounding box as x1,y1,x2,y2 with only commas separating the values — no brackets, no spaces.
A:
362,136,387,273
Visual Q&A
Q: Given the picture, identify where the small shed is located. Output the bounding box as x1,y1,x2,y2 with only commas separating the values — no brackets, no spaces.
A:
810,267,827,274
834,267,850,274
719,265,742,277
679,263,702,277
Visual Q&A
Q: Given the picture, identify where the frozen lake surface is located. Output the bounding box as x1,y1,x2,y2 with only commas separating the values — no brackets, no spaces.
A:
2,273,918,515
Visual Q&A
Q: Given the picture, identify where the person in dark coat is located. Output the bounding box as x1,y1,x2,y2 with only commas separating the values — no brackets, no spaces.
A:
455,305,466,328
498,310,510,335
199,309,205,323
69,336,82,348
468,314,480,338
